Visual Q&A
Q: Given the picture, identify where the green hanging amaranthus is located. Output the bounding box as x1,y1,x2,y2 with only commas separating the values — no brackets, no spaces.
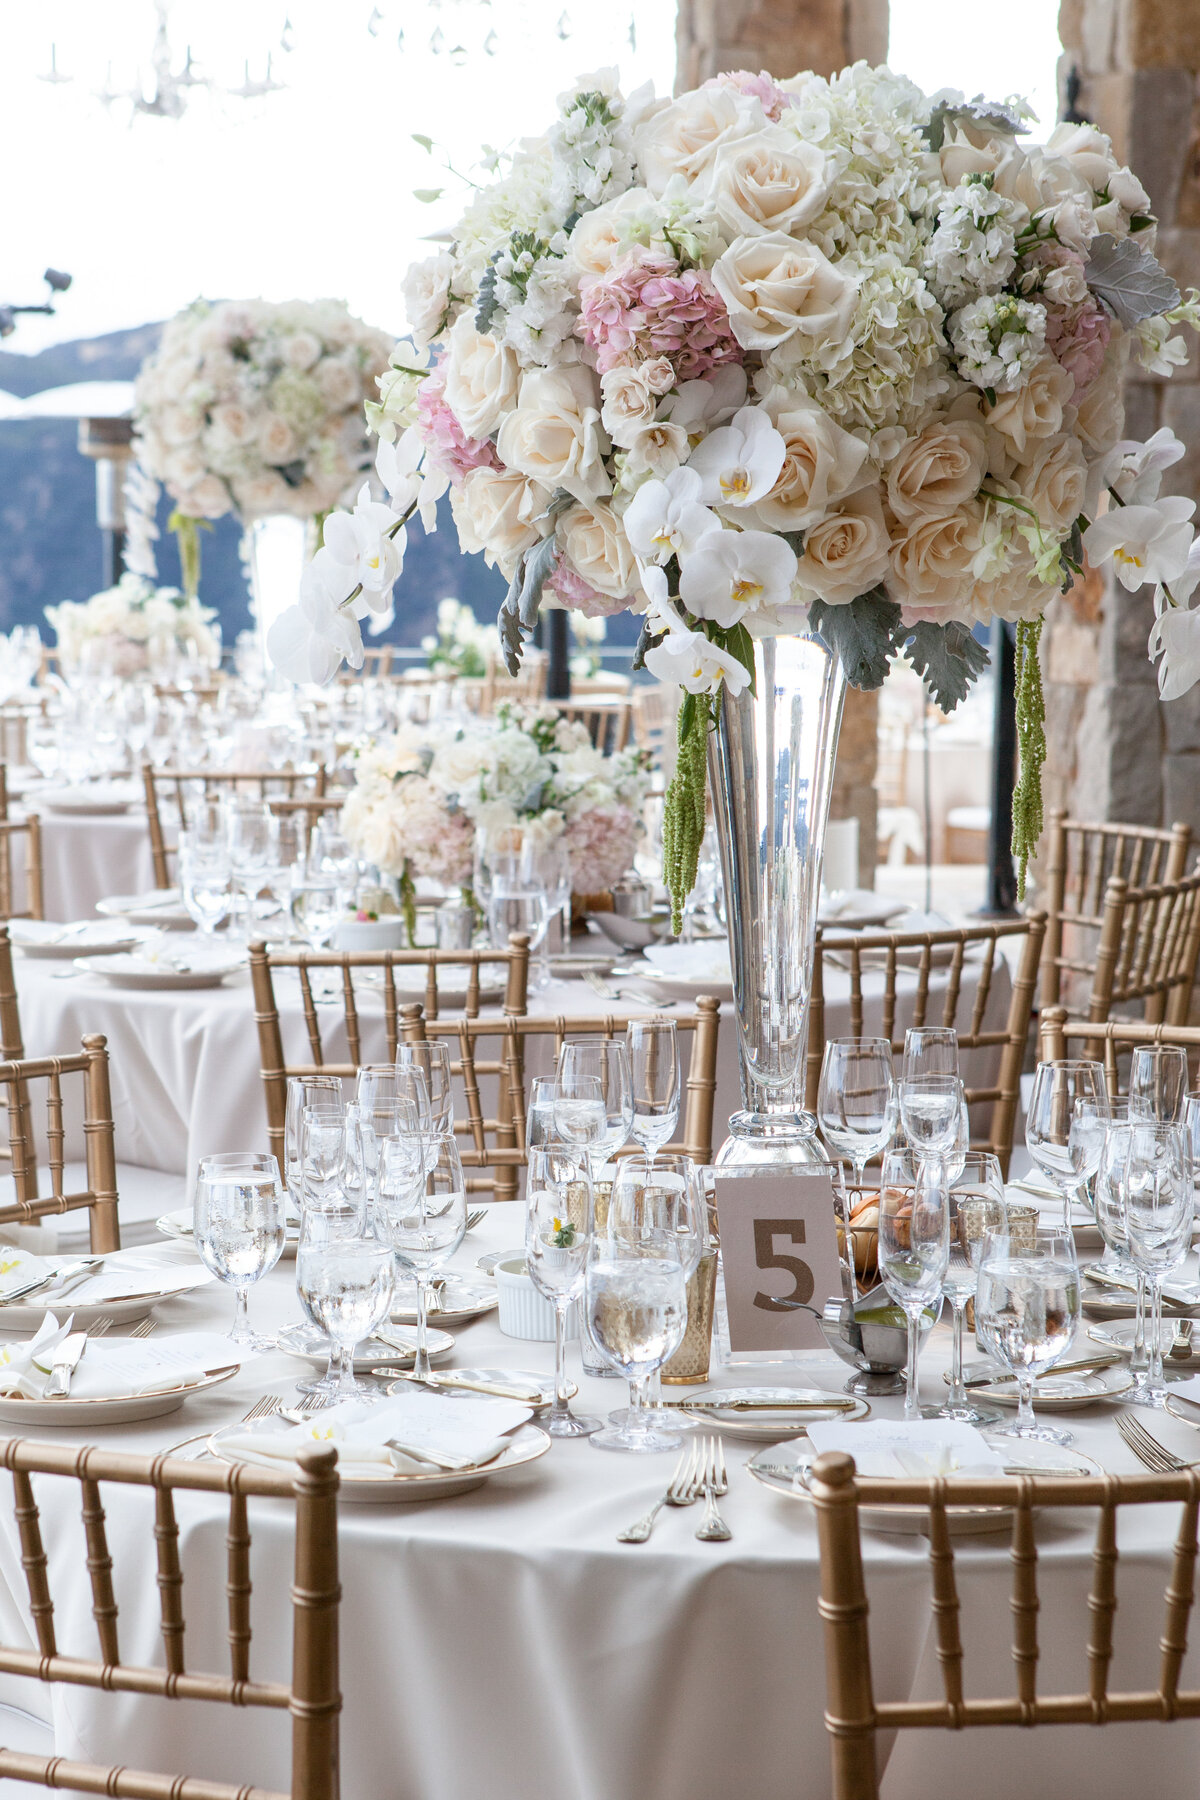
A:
168,512,209,599
1011,617,1046,902
662,692,715,935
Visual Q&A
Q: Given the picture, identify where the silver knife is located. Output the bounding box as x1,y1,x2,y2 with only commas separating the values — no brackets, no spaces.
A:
664,1396,858,1412
963,1354,1120,1388
44,1332,87,1399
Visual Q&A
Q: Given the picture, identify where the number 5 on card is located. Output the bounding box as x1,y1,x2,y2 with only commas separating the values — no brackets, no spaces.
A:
714,1172,843,1353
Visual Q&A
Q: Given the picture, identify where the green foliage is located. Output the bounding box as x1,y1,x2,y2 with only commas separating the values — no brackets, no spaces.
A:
810,590,905,690
1011,618,1046,902
167,511,210,599
398,864,418,950
906,621,990,713
663,693,712,934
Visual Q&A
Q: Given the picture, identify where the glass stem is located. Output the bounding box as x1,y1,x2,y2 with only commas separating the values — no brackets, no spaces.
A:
551,1300,570,1423
947,1300,967,1410
231,1286,251,1343
412,1277,431,1381
1148,1278,1165,1392
903,1309,921,1422
1132,1273,1149,1374
1015,1374,1037,1434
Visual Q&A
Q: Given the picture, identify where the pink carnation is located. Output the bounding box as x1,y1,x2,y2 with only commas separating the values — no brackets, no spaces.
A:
545,559,631,618
577,252,744,382
566,803,640,893
415,363,499,484
703,68,794,122
1045,298,1112,398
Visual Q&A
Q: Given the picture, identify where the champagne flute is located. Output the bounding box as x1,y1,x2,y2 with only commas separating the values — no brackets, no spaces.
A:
524,1146,601,1438
375,1132,467,1381
194,1151,285,1347
975,1227,1081,1446
626,1017,679,1167
817,1037,898,1192
877,1146,949,1422
1123,1119,1194,1409
296,1213,394,1404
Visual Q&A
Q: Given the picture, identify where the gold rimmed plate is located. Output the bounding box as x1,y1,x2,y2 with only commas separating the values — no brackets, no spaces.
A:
675,1386,869,1439
0,1364,238,1426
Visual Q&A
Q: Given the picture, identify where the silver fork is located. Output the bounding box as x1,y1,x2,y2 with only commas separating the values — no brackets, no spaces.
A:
87,1318,112,1339
694,1435,732,1542
1117,1412,1196,1472
617,1440,703,1542
240,1395,281,1424
129,1318,156,1339
465,1208,488,1231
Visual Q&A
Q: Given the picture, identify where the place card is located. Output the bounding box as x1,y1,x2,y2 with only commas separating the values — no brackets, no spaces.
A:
805,1418,1006,1478
715,1170,842,1354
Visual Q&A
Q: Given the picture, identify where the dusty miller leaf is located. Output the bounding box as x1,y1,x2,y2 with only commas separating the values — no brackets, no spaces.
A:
631,615,665,672
497,560,530,676
517,533,560,629
475,262,501,335
810,590,905,691
905,621,990,713
1083,233,1180,326
925,96,1027,153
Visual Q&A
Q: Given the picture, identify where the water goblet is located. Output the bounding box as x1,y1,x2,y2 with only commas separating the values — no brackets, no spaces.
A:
818,1037,898,1188
586,1233,687,1454
552,1073,606,1172
1123,1119,1194,1409
526,1077,561,1150
179,830,231,937
877,1146,949,1421
375,1132,467,1381
1025,1059,1109,1230
194,1151,286,1348
298,1105,356,1217
898,1072,964,1164
487,877,549,960
284,1076,342,1208
524,1146,601,1438
295,1212,394,1404
975,1227,1081,1446
626,1017,679,1167
557,1038,633,1176
603,1153,706,1427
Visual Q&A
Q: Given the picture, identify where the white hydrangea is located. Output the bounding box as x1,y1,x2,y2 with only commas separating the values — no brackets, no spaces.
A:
924,176,1026,309
948,294,1047,391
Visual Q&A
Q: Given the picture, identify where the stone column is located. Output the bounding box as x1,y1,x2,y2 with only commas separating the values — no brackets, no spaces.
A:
674,0,887,882
1044,0,1200,840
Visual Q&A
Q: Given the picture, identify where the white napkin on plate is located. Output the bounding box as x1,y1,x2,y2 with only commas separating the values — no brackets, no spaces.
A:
220,1390,532,1478
51,1244,215,1305
50,1332,247,1400
806,1418,1006,1479
642,942,731,983
0,1315,75,1397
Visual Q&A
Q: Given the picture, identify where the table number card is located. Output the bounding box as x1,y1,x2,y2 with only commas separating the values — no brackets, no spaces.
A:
714,1170,843,1354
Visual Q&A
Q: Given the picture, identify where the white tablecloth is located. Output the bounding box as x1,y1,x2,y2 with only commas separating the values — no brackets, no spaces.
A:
0,1210,1196,1800
12,798,156,925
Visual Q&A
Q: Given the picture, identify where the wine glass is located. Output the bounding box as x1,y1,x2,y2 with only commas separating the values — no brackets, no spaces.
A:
396,1042,453,1133
284,1076,342,1208
586,1231,688,1454
375,1132,467,1381
526,1077,561,1150
902,1027,959,1081
1129,1046,1188,1123
975,1227,1081,1446
552,1073,606,1173
1025,1060,1109,1231
354,1064,432,1131
298,1105,355,1216
557,1039,633,1176
930,1151,1007,1424
295,1212,395,1403
877,1146,949,1422
898,1073,964,1164
524,1146,601,1438
817,1037,898,1192
227,803,280,941
521,833,572,989
1123,1119,1194,1409
178,830,232,938
1095,1112,1155,1394
194,1151,286,1347
347,1096,420,1223
487,877,549,959
626,1018,679,1167
604,1153,706,1429
472,824,523,913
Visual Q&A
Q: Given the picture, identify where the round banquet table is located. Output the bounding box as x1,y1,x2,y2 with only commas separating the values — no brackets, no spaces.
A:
9,785,156,925
0,1209,1196,1800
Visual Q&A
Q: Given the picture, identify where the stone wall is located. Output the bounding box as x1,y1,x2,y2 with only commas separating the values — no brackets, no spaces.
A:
1045,0,1200,845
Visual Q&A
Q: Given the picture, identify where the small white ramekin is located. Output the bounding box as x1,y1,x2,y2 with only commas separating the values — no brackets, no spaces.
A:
495,1257,578,1341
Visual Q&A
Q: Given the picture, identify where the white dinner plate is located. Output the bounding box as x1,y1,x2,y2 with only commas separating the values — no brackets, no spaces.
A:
275,1321,456,1371
354,967,504,1008
817,892,908,930
674,1386,870,1439
387,1368,577,1407
1088,1319,1195,1359
157,1207,300,1261
206,1415,551,1503
0,1364,238,1427
95,890,193,930
747,1439,1102,1535
390,1280,499,1328
11,922,154,960
75,952,244,990
1083,1289,1200,1321
38,785,138,816
954,1361,1134,1410
636,944,734,1004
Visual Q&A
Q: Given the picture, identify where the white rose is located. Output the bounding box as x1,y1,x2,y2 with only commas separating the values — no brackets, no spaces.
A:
429,737,498,790
886,420,989,524
599,365,658,445
1109,166,1151,215
889,503,986,616
983,355,1074,458
1050,195,1099,254
210,402,253,444
283,330,322,371
1014,432,1088,534
623,419,691,479
163,446,208,489
751,392,869,532
797,486,891,606
403,252,456,347
235,472,297,517
442,311,519,442
1076,337,1129,456
258,414,297,463
711,232,858,352
449,465,552,577
1091,199,1127,237
707,129,830,238
159,404,202,447
939,126,1032,203
567,189,648,277
177,474,231,520
1046,122,1118,194
634,85,765,195
557,499,643,599
495,366,611,504
316,357,360,408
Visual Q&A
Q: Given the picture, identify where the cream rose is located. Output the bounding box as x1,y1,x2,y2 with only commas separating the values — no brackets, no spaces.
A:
1045,122,1118,194
889,502,986,616
707,128,830,238
495,366,611,504
450,465,552,577
939,125,1032,202
442,312,519,442
283,331,322,371
258,414,297,463
751,395,869,531
886,420,988,524
1076,338,1129,456
633,84,764,195
568,189,647,277
983,355,1074,458
316,357,361,408
557,499,643,600
403,252,455,348
210,402,253,444
797,487,890,606
180,474,233,519
711,232,858,352
599,365,658,446
1014,432,1087,534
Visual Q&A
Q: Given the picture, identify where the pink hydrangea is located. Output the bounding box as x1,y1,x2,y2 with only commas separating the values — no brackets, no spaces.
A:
577,252,744,381
704,68,794,122
545,559,631,618
415,363,499,483
1045,298,1112,397
565,803,641,893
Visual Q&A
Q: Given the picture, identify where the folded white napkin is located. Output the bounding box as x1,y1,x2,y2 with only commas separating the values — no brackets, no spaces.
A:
45,1244,214,1306
9,920,136,948
643,942,731,982
805,1418,1006,1480
53,1332,247,1400
221,1390,532,1479
0,1315,75,1397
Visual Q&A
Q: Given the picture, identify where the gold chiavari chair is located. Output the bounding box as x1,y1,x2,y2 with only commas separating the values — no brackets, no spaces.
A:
1060,872,1200,1030
476,650,548,713
0,1034,120,1246
805,914,1046,1176
396,997,722,1200
248,936,533,1172
1039,809,1193,1012
0,816,43,920
811,1448,1200,1800
335,645,395,681
0,1436,340,1799
142,764,330,888
541,697,633,753
1039,1006,1200,1092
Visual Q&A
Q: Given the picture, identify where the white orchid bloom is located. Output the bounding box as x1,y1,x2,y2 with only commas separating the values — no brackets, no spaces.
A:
267,548,365,685
684,405,786,509
679,527,798,629
375,427,423,514
1150,601,1200,702
663,366,749,436
1084,428,1187,517
1155,536,1200,611
323,483,406,609
643,620,752,696
1082,497,1196,592
623,467,720,565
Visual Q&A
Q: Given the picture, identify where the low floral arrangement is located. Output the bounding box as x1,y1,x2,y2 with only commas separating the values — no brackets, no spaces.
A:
45,573,220,675
421,596,496,678
271,62,1200,919
133,297,393,593
342,703,651,935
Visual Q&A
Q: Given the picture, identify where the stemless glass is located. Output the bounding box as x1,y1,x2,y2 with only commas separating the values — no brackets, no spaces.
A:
295,1213,394,1403
975,1227,1081,1446
1123,1119,1194,1409
194,1151,286,1347
817,1038,898,1189
375,1132,467,1381
1129,1047,1189,1124
627,1018,679,1167
284,1076,343,1208
932,1152,1007,1424
178,830,231,937
557,1038,633,1174
902,1027,959,1081
877,1147,949,1421
524,1146,601,1438
899,1073,965,1163
1026,1060,1109,1230
586,1233,688,1453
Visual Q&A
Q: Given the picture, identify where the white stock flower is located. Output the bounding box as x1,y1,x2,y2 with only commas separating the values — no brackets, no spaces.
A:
323,484,406,605
623,419,691,478
1083,496,1197,592
711,232,858,353
678,526,798,628
623,467,719,564
1133,316,1190,377
949,296,1048,392
684,405,787,508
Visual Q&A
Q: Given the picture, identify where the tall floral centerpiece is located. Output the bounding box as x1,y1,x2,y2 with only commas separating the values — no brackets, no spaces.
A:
45,573,219,678
272,62,1200,1157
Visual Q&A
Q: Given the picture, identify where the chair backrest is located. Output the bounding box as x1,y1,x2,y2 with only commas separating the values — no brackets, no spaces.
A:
1039,809,1193,1011
811,1448,1200,1800
477,649,547,713
1070,872,1200,1030
0,1034,120,1246
142,765,329,888
805,914,1045,1176
0,1436,340,1799
248,937,532,1173
1039,1005,1200,1093
0,817,43,921
540,697,632,754
396,997,722,1200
